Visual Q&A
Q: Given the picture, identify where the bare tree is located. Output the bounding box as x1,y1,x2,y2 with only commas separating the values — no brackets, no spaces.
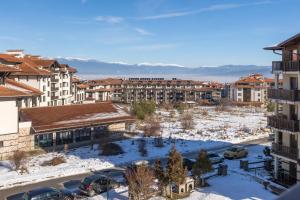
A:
125,164,155,200
180,112,195,130
10,150,27,170
143,117,161,137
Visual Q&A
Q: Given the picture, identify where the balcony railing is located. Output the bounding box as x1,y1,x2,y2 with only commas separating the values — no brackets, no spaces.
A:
283,60,300,72
268,88,300,102
51,96,59,100
268,115,300,132
272,61,283,72
51,86,59,91
51,77,59,82
272,143,298,160
272,60,300,72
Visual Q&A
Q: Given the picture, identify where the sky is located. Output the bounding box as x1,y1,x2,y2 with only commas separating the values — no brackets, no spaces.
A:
0,0,299,67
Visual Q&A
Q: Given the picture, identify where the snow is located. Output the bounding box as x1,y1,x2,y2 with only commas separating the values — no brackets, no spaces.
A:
0,106,271,191
83,144,277,200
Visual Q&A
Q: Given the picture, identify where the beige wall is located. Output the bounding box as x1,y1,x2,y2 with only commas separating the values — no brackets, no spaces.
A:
0,98,18,135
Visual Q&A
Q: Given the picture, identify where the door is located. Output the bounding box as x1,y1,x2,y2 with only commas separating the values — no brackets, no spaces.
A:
290,134,298,149
290,77,298,90
278,132,283,145
289,162,297,184
289,105,298,120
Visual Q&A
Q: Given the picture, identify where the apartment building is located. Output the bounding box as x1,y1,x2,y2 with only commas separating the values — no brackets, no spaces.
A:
230,74,275,106
71,76,87,104
0,63,135,159
265,33,300,186
83,78,224,104
0,50,76,107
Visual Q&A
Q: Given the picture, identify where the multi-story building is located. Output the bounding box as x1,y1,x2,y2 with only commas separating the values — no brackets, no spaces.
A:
0,50,77,107
71,76,87,104
83,78,224,104
0,62,134,159
265,33,300,186
230,74,275,106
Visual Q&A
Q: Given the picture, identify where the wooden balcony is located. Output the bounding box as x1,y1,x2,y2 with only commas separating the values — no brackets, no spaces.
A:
272,143,298,161
268,115,300,132
283,60,300,72
272,61,283,72
272,60,300,72
268,88,300,102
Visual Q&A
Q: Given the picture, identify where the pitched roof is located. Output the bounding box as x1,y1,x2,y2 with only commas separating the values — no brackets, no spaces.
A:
20,102,135,132
264,33,300,50
0,85,34,97
0,64,21,72
5,78,43,96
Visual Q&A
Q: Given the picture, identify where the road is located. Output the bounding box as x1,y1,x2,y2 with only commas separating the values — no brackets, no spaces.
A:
1,136,269,199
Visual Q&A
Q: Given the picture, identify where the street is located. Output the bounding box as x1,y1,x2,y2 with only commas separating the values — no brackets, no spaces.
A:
1,136,269,200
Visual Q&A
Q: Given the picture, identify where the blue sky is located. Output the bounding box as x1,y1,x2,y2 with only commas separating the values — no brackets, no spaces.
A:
0,0,299,67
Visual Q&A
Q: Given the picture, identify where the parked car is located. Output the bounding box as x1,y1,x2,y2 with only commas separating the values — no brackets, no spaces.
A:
183,158,196,171
207,153,224,164
224,146,248,159
6,187,74,200
79,174,120,197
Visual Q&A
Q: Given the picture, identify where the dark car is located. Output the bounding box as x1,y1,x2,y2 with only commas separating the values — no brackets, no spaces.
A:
183,158,196,171
6,187,74,200
79,174,120,197
207,153,224,164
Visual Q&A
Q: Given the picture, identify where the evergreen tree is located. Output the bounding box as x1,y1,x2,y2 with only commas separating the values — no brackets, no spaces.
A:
192,149,212,178
166,145,187,185
154,159,167,192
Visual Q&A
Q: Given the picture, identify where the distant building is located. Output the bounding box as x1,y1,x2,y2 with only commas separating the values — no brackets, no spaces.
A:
230,73,275,105
265,33,300,187
82,78,225,104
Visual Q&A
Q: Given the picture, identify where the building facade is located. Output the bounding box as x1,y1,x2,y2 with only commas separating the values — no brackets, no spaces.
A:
82,78,224,104
265,33,300,187
230,74,275,106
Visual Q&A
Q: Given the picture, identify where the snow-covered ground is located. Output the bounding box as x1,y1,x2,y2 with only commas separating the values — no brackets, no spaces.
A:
83,144,277,200
0,106,271,190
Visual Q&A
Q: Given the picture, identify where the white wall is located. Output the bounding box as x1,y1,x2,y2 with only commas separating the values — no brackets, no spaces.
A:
0,98,18,135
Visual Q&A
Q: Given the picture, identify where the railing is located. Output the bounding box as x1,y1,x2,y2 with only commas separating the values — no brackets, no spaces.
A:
272,61,283,72
51,86,59,91
51,77,59,82
283,60,300,72
51,96,59,100
272,143,298,160
268,88,300,101
268,115,300,132
276,168,299,187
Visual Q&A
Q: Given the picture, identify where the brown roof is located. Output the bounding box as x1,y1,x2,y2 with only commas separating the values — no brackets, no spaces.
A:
264,33,300,50
86,88,113,92
68,67,77,73
77,83,89,89
0,85,34,97
0,64,21,72
5,78,43,96
20,102,135,132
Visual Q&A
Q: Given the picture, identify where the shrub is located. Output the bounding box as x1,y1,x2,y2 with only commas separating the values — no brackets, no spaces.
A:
267,102,275,112
174,103,187,113
101,143,124,156
10,151,27,170
180,112,195,130
192,149,212,178
41,156,66,166
143,117,161,137
131,101,156,120
125,164,155,199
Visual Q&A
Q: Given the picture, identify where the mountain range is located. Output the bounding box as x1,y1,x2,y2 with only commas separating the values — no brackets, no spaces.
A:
57,58,271,82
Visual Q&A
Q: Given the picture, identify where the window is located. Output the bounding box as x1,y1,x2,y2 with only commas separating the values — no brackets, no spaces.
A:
74,128,91,142
258,93,260,97
43,96,46,102
0,141,3,148
56,131,73,145
34,133,53,147
238,93,242,96
43,85,46,92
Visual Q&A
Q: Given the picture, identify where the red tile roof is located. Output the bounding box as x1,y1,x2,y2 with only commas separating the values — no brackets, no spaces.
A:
5,78,43,96
20,102,135,132
0,85,34,97
0,64,21,72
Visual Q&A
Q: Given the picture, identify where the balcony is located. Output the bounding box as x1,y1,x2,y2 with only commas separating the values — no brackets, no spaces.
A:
268,115,300,132
272,60,300,72
283,60,300,72
51,86,59,91
51,95,59,100
272,61,283,72
51,77,59,82
272,143,298,161
268,89,300,102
